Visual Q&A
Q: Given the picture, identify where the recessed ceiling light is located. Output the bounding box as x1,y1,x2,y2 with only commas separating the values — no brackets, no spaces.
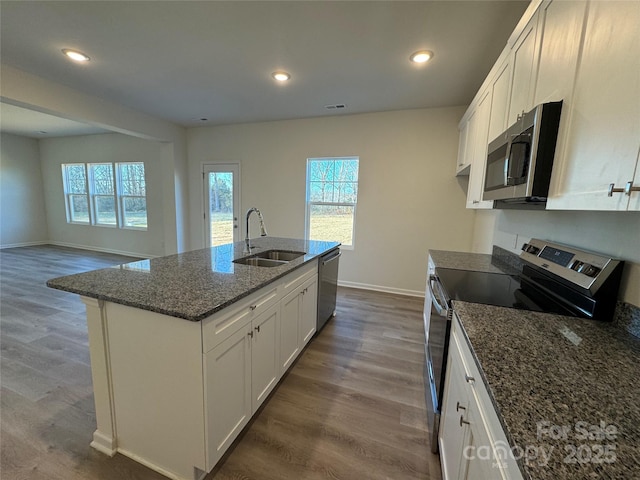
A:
62,48,90,62
272,71,291,82
410,50,434,64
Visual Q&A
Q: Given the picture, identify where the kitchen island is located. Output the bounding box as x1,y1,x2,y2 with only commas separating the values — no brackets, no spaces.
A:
47,237,340,480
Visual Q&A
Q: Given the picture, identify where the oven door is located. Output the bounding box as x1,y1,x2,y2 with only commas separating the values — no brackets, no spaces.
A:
424,274,452,453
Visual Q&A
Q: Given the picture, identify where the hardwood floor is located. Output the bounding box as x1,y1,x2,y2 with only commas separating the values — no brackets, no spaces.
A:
1,245,441,480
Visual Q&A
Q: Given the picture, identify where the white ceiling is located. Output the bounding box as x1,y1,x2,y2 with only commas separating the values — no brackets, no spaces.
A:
0,0,529,132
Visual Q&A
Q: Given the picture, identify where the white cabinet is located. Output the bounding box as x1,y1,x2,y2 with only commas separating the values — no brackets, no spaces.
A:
300,276,318,347
205,322,252,468
455,119,472,175
466,89,494,209
251,304,281,410
439,314,524,480
546,1,640,211
280,270,318,373
488,57,512,143
507,11,540,126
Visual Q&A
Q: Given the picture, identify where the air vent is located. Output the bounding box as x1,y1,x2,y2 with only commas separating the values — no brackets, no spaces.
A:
325,104,347,110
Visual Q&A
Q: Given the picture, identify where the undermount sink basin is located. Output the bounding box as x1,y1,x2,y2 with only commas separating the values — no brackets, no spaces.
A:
233,250,306,267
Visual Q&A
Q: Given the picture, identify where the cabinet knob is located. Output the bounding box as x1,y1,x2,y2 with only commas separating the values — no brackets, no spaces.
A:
456,401,466,412
460,416,470,427
255,325,261,333
465,374,475,383
472,200,479,204
250,305,257,311
247,331,254,338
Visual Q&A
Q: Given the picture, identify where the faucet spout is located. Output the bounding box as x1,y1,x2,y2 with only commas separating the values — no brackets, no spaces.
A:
245,207,267,252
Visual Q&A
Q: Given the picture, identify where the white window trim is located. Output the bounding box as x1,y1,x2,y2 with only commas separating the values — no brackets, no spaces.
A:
116,162,148,231
62,163,91,225
304,156,359,250
88,163,118,228
61,162,148,231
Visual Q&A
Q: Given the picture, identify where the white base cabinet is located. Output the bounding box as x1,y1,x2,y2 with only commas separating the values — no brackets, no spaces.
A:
439,313,523,480
82,261,319,480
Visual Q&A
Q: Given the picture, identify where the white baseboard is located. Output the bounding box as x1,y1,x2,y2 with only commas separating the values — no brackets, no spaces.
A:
0,240,48,249
338,280,424,298
48,241,152,259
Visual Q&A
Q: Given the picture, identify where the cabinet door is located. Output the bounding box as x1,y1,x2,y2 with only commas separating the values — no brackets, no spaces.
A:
488,57,512,142
251,304,280,412
547,1,640,210
439,341,471,480
456,120,471,175
280,289,301,374
464,410,501,480
466,89,494,209
205,323,252,468
300,276,318,347
507,13,539,125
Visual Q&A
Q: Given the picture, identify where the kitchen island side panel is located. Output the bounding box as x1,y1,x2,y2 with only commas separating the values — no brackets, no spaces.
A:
105,302,207,480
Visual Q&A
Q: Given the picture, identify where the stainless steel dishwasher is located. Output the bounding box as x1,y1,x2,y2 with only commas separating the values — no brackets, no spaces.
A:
317,248,341,332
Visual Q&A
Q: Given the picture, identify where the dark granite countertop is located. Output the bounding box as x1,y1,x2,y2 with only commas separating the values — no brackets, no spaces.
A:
429,248,521,275
47,237,339,321
453,301,640,480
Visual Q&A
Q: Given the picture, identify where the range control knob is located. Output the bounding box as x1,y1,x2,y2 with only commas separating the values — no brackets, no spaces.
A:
522,243,540,255
579,264,601,278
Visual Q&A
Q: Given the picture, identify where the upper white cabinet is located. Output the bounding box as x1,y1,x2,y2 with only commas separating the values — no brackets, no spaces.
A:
546,0,640,210
466,89,494,209
456,119,472,175
457,0,640,211
506,11,540,126
488,56,512,143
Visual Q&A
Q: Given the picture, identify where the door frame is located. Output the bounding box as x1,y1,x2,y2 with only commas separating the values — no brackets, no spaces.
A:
202,163,241,247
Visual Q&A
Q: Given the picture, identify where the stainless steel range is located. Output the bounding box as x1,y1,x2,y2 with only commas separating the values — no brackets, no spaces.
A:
424,239,624,453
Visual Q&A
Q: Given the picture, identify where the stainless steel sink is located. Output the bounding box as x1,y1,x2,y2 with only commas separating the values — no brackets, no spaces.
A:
233,250,306,267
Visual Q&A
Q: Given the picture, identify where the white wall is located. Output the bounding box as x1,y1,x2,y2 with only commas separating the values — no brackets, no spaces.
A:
472,210,640,306
188,107,475,295
39,133,166,257
1,65,189,253
0,133,48,247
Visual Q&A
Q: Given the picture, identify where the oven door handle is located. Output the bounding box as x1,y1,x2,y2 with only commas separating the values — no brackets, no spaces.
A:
428,275,449,316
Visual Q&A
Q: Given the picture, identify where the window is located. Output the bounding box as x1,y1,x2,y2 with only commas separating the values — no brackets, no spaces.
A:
89,163,116,226
305,157,359,247
61,162,147,230
117,163,147,228
63,164,90,223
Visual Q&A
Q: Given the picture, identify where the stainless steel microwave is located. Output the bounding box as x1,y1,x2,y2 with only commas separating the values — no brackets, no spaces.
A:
484,101,562,204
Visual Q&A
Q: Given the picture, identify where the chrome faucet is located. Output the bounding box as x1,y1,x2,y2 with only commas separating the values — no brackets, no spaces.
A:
245,207,267,252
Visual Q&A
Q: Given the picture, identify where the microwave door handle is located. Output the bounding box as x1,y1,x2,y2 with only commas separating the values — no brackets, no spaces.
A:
503,139,513,187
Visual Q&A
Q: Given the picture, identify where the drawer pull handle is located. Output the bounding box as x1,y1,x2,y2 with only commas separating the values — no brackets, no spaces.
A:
248,331,254,338
456,402,466,412
250,305,257,311
255,325,261,333
460,416,470,427
465,374,475,383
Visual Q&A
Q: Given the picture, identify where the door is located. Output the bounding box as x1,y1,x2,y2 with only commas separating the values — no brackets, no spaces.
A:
205,323,252,468
204,163,240,247
300,276,318,346
280,289,301,374
251,304,280,412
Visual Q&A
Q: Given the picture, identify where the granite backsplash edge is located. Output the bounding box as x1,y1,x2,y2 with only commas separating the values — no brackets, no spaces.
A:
490,245,640,339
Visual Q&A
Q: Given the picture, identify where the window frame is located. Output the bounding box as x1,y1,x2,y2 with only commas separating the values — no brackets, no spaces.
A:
62,163,91,224
88,163,118,228
305,156,359,250
116,162,148,231
61,161,148,231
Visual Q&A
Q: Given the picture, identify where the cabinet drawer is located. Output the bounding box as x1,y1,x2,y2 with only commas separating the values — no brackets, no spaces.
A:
202,285,279,353
281,261,318,296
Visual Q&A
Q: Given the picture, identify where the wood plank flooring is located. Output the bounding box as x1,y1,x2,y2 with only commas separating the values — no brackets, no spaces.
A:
1,245,441,480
